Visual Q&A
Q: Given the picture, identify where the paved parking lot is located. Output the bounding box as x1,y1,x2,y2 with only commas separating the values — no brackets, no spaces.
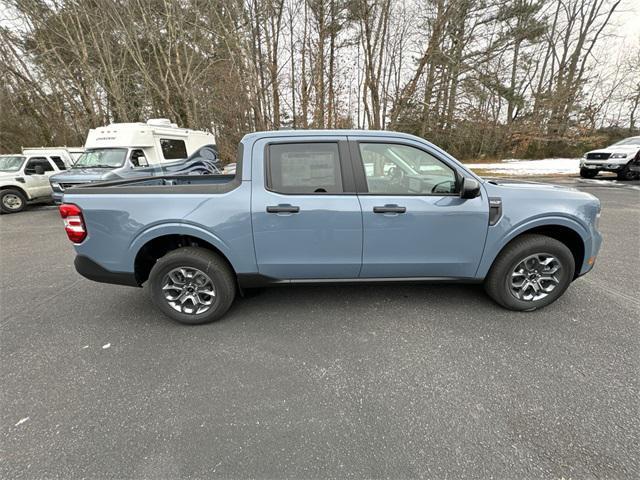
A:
1,177,639,479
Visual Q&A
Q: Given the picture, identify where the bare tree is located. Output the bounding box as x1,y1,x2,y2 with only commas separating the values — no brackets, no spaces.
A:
0,0,635,162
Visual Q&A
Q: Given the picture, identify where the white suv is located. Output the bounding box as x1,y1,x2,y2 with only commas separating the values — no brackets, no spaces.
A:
581,136,640,180
0,151,74,213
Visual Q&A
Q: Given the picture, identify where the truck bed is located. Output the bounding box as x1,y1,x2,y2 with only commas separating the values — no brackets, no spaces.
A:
65,173,238,195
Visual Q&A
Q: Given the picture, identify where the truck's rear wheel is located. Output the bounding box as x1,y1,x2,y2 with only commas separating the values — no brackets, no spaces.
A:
148,247,236,325
484,234,575,311
0,189,27,214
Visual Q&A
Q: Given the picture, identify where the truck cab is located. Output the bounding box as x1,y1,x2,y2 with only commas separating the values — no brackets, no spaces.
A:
0,149,76,213
50,119,216,203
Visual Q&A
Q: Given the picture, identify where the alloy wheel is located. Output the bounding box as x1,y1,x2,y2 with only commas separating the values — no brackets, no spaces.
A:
509,253,562,302
161,267,216,315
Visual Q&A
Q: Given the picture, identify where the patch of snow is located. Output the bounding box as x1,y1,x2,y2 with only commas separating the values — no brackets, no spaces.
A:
467,158,580,175
581,178,640,191
580,178,617,186
15,417,29,426
102,343,111,349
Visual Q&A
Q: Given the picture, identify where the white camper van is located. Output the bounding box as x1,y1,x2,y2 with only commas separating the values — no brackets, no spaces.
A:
81,118,215,166
50,119,217,202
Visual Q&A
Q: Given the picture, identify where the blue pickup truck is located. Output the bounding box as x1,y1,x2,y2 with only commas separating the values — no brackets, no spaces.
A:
59,130,602,324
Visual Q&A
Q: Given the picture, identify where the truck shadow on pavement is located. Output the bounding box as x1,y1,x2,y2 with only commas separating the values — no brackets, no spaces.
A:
111,282,575,331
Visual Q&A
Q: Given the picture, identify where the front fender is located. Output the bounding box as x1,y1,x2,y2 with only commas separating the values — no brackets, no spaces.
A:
0,181,32,200
475,214,591,278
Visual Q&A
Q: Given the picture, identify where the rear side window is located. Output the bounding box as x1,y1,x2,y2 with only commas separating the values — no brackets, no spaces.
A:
160,139,188,160
50,156,66,170
267,143,343,194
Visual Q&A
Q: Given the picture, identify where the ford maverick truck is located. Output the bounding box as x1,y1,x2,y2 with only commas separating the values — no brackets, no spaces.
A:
59,130,602,324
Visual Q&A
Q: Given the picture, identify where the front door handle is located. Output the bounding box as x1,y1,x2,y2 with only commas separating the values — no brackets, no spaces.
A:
373,204,406,214
266,204,300,214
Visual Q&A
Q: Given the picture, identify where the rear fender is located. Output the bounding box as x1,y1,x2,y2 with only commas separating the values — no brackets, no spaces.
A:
127,223,236,271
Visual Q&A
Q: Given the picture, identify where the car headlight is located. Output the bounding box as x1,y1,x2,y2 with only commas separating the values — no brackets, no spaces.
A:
610,153,627,159
51,182,60,189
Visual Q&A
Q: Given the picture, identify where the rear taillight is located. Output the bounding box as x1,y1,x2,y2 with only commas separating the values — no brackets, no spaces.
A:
59,203,87,243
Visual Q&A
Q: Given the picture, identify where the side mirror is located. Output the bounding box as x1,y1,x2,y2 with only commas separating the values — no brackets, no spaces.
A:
137,156,148,167
34,165,45,175
460,177,480,199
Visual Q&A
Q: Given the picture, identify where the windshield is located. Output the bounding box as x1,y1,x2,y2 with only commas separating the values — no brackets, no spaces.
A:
612,137,640,146
73,148,127,168
0,155,25,172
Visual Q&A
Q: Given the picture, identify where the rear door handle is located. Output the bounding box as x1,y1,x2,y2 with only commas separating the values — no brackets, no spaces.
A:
373,205,406,214
266,204,300,214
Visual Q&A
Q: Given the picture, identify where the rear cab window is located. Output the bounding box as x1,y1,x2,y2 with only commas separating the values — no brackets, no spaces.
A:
50,156,67,170
266,143,344,194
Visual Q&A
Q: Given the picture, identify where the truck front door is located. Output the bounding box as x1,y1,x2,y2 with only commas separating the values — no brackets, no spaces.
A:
22,157,56,198
350,138,489,278
251,137,362,279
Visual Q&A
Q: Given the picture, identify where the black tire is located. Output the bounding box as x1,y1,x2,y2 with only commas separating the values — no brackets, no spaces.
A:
484,234,575,311
0,189,27,214
580,168,598,179
148,247,236,325
617,165,638,181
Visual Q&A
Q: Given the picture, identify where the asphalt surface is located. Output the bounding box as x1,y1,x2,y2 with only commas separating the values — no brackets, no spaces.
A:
1,177,639,479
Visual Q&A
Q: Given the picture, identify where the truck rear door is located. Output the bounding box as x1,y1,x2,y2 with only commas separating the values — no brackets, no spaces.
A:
251,136,362,279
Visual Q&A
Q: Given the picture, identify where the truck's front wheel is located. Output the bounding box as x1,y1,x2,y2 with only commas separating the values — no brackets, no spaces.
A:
579,168,598,179
484,234,575,311
148,247,236,325
0,189,27,214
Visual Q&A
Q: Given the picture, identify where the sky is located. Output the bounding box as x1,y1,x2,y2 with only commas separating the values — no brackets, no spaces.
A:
617,0,640,44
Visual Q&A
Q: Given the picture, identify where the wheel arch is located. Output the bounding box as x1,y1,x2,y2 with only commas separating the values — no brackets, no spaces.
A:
0,184,30,200
132,231,237,286
513,225,584,278
480,219,587,280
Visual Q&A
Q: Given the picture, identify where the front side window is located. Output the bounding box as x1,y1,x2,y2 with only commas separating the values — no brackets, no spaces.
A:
130,149,149,167
359,143,457,195
0,155,25,172
160,139,188,160
267,143,343,194
73,148,127,168
24,157,54,175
